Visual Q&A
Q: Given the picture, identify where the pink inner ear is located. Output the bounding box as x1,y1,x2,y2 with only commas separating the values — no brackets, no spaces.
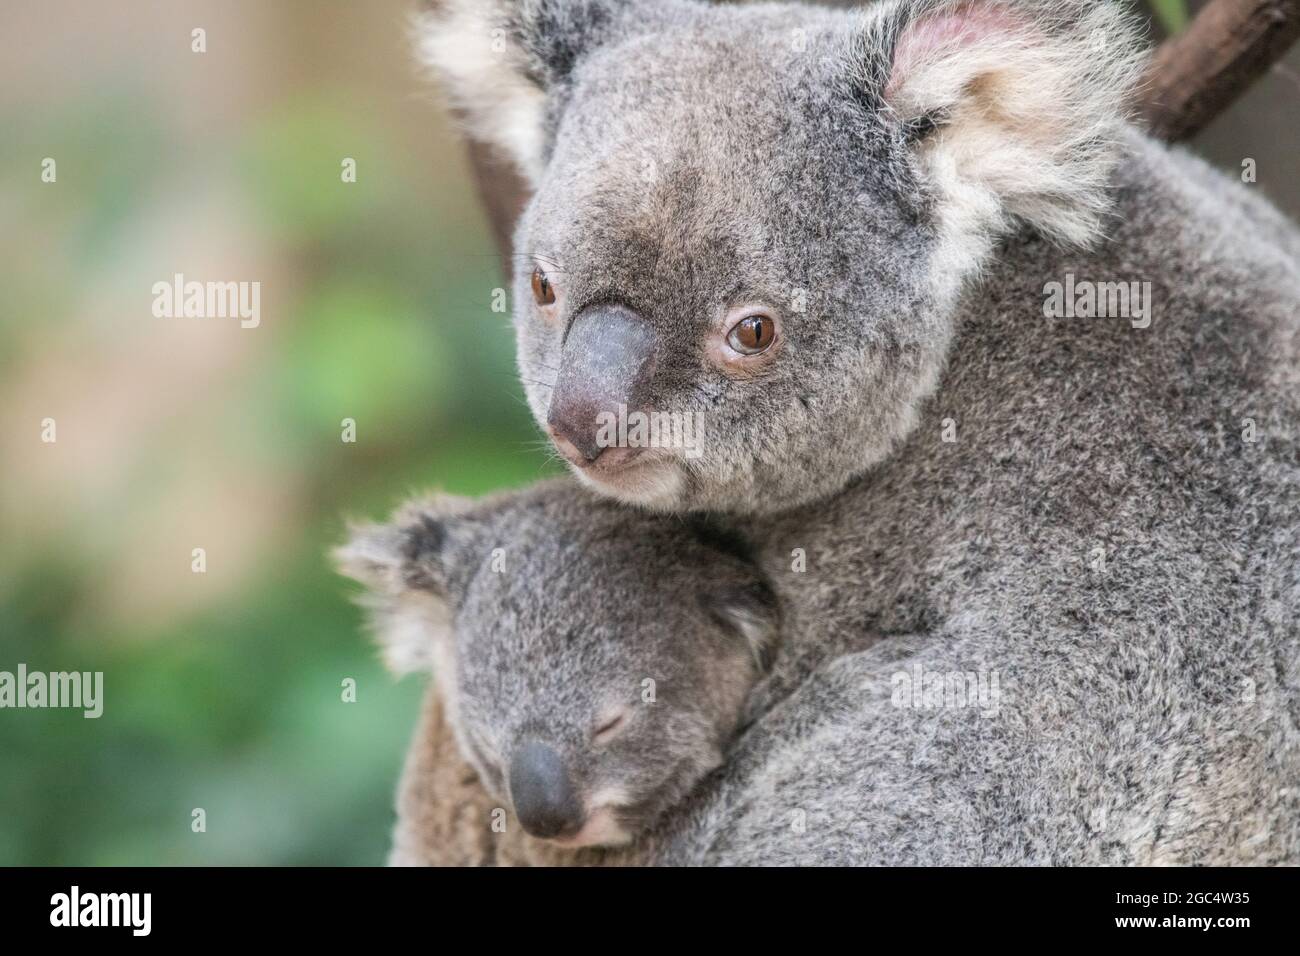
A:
886,2,1021,102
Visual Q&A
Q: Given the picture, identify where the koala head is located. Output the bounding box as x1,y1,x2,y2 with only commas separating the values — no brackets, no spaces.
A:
419,0,1142,513
336,483,778,847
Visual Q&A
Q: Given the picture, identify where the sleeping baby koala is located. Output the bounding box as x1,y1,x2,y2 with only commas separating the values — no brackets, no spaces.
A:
335,480,778,849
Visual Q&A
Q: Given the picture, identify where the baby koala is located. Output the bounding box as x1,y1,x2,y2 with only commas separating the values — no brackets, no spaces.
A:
336,480,778,848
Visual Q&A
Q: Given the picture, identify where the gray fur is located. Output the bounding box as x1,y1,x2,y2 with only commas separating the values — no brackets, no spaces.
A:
399,0,1300,864
648,135,1300,864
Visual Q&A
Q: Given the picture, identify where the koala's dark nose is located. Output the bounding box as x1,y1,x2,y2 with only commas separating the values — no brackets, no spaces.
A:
547,304,657,467
508,741,585,839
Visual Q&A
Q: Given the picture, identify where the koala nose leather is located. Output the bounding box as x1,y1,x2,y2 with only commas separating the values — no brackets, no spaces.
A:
547,304,657,465
509,741,585,839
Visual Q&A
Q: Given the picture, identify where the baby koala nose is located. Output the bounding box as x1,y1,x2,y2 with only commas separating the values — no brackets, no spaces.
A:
508,741,585,839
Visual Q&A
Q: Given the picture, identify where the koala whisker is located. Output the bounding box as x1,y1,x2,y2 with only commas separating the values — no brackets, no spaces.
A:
516,434,568,461
517,436,556,452
524,442,568,474
510,252,568,272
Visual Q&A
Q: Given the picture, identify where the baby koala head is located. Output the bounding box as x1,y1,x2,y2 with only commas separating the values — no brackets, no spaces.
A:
336,482,778,847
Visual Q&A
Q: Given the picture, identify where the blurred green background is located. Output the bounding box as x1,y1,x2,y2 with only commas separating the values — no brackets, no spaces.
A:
0,0,560,865
0,0,1296,865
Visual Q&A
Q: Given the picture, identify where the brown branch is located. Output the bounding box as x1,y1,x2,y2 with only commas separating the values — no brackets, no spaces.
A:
1141,0,1300,141
461,0,1300,257
463,139,530,280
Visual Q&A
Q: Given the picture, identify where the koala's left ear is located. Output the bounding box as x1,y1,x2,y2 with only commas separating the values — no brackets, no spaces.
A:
855,0,1143,247
335,505,463,598
334,522,410,594
415,0,652,184
703,582,781,675
334,494,476,676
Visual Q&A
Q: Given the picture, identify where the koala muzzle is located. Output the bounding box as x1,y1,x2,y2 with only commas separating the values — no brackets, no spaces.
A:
509,741,585,839
547,304,657,468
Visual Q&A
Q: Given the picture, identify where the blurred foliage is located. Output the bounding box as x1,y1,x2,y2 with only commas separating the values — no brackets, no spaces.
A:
0,69,558,864
1149,0,1190,36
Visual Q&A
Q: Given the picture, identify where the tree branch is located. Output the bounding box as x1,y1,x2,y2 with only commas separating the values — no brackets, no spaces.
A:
1141,0,1300,141
463,139,530,280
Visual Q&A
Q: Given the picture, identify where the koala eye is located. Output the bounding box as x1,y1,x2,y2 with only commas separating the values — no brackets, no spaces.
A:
531,267,556,307
726,313,776,355
591,708,630,745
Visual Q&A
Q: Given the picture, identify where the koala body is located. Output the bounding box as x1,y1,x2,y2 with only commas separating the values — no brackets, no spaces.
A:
337,482,779,854
639,137,1300,865
411,0,1300,863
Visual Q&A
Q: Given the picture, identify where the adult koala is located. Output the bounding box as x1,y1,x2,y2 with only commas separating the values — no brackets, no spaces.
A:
409,0,1300,864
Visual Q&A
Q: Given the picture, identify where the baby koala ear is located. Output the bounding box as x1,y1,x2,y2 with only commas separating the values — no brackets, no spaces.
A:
702,582,781,675
333,523,411,595
415,0,649,184
857,0,1142,247
334,494,476,676
334,506,458,598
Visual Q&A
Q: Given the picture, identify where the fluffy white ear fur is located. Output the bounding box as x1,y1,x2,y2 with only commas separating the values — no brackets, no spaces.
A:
415,1,549,183
370,590,454,680
335,491,475,678
334,523,408,595
870,0,1143,250
335,524,450,677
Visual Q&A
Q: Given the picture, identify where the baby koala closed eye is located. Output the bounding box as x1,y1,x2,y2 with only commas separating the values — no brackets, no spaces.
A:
335,480,778,848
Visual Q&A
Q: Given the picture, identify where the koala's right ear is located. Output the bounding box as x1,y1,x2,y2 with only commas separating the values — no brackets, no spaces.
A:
853,0,1143,248
414,0,650,183
334,495,475,676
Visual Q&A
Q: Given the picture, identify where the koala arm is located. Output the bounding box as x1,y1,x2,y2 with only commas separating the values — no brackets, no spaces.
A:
657,618,1299,867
